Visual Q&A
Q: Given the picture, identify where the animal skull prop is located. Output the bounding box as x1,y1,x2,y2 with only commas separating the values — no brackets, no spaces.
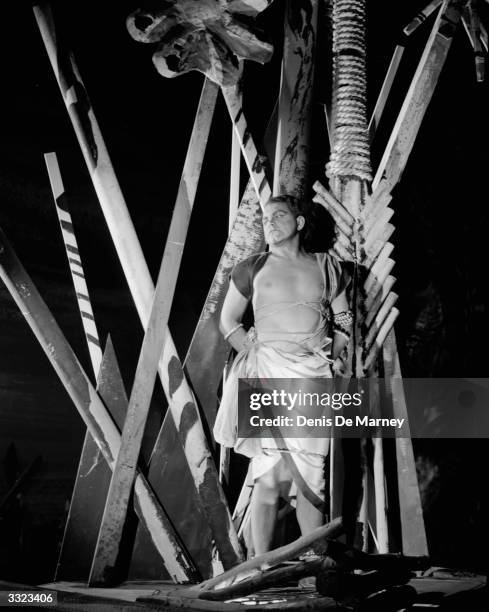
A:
127,0,275,85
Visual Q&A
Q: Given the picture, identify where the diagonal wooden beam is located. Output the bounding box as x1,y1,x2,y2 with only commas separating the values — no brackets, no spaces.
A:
44,152,103,378
369,44,405,139
44,153,128,581
373,0,465,193
0,227,197,583
90,239,204,584
34,3,243,571
221,83,272,206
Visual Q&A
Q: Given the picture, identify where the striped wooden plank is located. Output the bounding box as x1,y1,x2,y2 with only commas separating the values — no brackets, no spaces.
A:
34,3,243,571
44,152,102,376
44,152,122,581
0,226,197,583
220,84,272,206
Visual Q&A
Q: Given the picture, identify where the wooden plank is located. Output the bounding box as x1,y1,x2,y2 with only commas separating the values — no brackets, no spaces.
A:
34,4,243,572
373,0,465,192
44,151,112,581
273,0,318,198
382,331,429,556
89,248,193,583
44,152,103,376
56,337,131,582
369,45,405,139
364,308,400,373
221,83,272,206
0,226,197,583
229,109,241,233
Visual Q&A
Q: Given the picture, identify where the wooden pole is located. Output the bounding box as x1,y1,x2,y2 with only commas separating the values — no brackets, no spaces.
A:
0,227,197,583
273,0,318,199
33,3,243,570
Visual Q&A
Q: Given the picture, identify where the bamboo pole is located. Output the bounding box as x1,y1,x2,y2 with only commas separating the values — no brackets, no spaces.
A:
33,4,243,570
0,227,197,583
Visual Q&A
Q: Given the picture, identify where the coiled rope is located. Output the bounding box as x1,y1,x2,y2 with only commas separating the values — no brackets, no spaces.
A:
327,0,372,181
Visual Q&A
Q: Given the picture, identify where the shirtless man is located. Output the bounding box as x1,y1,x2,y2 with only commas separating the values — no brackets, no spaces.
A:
214,195,351,555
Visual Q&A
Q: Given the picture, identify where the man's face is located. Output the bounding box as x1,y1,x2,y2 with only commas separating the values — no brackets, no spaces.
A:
262,201,301,246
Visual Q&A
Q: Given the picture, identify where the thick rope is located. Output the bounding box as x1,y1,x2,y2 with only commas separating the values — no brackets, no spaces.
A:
327,0,372,181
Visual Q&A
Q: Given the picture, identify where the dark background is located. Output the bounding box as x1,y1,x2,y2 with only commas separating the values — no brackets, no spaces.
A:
0,0,488,583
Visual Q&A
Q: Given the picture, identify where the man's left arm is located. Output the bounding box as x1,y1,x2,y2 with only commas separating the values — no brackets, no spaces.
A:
330,291,353,359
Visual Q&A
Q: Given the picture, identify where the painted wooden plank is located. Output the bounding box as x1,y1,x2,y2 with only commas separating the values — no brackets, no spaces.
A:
56,337,131,582
220,84,272,206
33,4,243,571
382,331,429,556
373,0,465,192
0,226,197,583
44,152,103,376
43,151,115,580
273,0,318,199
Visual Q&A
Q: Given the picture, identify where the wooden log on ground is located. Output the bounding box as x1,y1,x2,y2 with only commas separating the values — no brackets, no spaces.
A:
191,517,343,594
198,558,328,601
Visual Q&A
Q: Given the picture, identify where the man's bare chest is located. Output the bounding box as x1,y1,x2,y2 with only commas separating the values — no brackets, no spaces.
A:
254,258,324,303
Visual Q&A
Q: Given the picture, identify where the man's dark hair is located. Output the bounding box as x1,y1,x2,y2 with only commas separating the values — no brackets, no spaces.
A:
266,194,337,253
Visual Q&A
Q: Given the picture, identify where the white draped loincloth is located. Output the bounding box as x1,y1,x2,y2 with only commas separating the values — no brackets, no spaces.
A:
214,330,333,508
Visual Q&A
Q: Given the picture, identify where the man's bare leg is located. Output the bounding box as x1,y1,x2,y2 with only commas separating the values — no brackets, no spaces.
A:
296,487,324,536
250,471,280,554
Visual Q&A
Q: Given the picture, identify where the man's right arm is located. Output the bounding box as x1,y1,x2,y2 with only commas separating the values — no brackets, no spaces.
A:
219,281,250,352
